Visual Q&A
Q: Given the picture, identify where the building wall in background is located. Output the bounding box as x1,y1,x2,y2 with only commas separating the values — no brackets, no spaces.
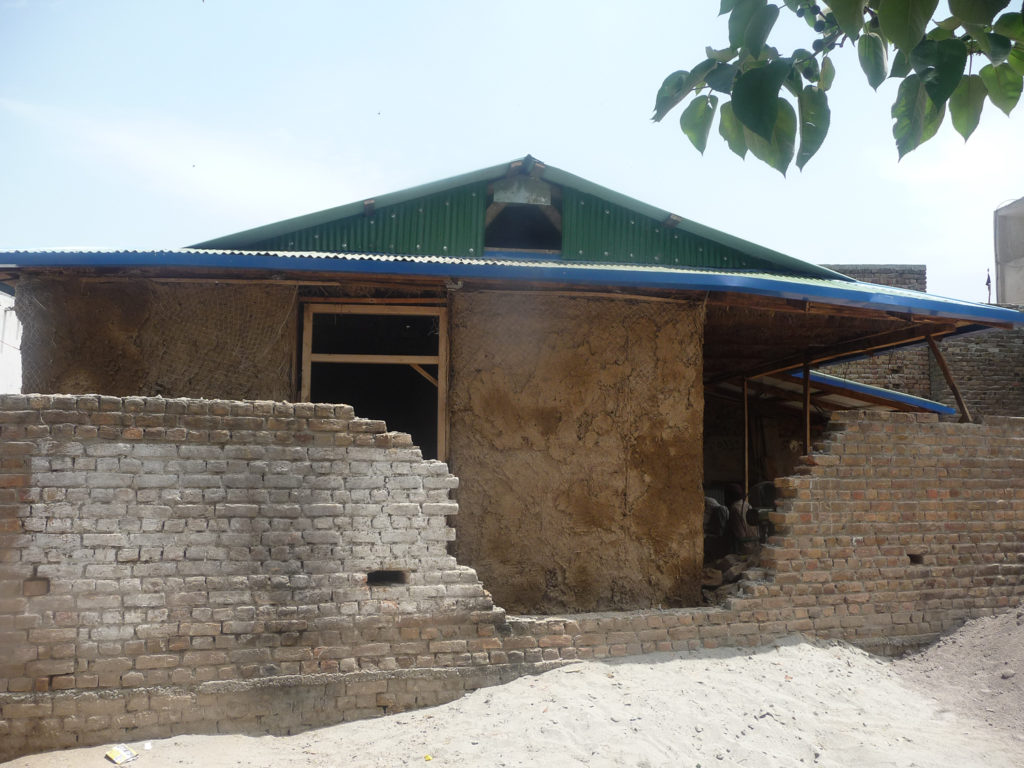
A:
0,293,21,394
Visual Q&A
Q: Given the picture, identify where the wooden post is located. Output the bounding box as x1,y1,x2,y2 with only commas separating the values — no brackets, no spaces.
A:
927,335,972,423
802,359,811,455
743,378,750,501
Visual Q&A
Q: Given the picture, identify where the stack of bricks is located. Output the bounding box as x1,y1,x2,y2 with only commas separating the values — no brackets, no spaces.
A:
3,397,1024,760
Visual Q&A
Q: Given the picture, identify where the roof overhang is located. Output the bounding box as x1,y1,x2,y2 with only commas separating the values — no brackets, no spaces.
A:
2,247,1021,330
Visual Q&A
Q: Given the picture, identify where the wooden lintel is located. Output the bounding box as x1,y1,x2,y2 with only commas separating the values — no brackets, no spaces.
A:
927,335,972,423
296,297,444,306
303,303,445,317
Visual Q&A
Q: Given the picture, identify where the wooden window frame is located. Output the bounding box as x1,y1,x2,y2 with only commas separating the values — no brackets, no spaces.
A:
301,302,449,460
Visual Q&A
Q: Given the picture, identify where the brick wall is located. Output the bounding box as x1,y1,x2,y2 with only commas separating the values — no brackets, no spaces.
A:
762,410,1024,650
929,318,1024,418
820,265,932,398
3,400,1024,759
0,395,524,759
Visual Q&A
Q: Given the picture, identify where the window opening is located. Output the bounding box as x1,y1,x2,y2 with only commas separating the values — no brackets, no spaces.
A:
301,303,447,460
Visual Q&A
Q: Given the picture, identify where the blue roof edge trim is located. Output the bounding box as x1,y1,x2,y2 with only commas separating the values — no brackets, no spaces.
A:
3,248,1022,329
785,370,959,416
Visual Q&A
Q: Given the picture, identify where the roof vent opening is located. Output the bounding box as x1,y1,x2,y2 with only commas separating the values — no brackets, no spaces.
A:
485,177,562,253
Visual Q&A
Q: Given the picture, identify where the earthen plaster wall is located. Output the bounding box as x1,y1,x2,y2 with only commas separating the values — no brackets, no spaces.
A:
447,291,705,613
15,277,297,400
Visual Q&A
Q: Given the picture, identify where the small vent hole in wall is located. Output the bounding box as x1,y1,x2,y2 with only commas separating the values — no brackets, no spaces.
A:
908,553,924,565
366,570,409,586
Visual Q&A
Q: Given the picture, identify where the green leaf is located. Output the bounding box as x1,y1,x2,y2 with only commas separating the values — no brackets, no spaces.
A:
797,52,820,83
980,62,1024,113
706,45,739,62
783,65,804,97
706,62,740,93
859,33,889,89
993,12,1024,42
680,94,720,154
878,0,939,53
949,0,1010,25
828,0,867,40
729,0,767,49
926,26,955,41
1008,47,1024,77
718,101,748,158
682,59,721,93
890,50,913,78
984,33,1013,64
796,86,830,169
964,23,994,55
949,74,988,138
653,70,688,122
744,3,780,58
924,39,969,106
935,16,963,30
732,57,792,138
891,73,946,157
744,97,796,174
720,0,738,13
820,56,836,90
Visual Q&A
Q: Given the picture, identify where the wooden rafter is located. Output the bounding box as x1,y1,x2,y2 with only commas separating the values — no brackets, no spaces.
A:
708,322,959,385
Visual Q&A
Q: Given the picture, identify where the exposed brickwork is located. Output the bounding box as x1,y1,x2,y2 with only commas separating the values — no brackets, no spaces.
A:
823,264,927,293
2,401,1024,759
763,410,1024,650
0,395,518,759
821,267,1024,419
929,313,1024,418
821,265,932,398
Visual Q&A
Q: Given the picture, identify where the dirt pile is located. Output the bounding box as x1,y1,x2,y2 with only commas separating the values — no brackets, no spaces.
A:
896,604,1024,733
6,622,1024,768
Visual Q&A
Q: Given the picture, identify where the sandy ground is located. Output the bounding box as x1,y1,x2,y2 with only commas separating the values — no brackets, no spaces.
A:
6,607,1024,768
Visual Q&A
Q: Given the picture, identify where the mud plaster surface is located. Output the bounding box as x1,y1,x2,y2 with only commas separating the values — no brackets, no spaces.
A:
448,291,704,613
16,277,297,400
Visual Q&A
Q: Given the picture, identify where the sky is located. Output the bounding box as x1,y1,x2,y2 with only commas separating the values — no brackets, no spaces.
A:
2,0,1023,305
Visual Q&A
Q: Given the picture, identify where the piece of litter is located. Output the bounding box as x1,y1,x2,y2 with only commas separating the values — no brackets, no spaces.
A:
143,743,152,751
424,756,432,762
105,745,139,764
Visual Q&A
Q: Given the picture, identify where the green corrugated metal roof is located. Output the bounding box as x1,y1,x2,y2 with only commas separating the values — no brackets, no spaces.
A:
191,156,848,281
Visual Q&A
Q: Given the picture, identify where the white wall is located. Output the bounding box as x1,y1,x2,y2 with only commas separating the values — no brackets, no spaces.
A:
0,293,21,393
